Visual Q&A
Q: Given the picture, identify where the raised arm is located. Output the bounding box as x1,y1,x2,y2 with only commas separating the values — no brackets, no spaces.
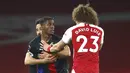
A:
57,45,71,58
41,28,72,53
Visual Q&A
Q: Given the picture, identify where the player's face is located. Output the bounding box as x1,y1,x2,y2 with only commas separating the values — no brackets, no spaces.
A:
42,20,55,35
36,24,42,35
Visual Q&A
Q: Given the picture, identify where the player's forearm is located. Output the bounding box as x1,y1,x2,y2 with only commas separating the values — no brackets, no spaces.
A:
24,52,47,65
57,45,71,58
50,40,66,53
24,58,47,65
50,45,62,53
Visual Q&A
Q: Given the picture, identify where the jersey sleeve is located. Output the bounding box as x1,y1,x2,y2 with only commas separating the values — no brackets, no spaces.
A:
62,28,72,44
101,28,104,44
28,45,34,57
28,44,40,58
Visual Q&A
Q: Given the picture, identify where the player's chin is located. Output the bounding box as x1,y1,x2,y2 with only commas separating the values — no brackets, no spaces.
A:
50,31,54,35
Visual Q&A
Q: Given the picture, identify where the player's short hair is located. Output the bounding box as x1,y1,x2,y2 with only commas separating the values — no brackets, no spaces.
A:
72,4,99,25
35,16,54,25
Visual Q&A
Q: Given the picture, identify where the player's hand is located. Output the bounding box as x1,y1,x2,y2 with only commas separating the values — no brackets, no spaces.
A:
40,40,51,51
38,51,56,59
40,53,57,63
38,51,47,59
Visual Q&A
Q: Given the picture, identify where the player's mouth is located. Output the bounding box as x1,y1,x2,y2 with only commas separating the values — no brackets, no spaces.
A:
50,30,54,34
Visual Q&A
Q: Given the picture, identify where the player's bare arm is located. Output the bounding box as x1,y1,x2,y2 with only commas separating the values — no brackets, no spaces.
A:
41,40,66,53
57,45,71,58
24,52,56,65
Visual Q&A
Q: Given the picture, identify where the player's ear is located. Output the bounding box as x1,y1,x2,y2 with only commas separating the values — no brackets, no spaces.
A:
72,15,75,21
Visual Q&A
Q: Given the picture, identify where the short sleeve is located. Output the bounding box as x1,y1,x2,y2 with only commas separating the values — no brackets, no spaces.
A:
28,45,39,58
62,28,72,44
101,29,104,44
27,45,34,57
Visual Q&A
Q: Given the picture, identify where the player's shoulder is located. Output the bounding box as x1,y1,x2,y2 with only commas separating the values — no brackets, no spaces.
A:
29,35,41,46
68,23,87,30
89,24,104,32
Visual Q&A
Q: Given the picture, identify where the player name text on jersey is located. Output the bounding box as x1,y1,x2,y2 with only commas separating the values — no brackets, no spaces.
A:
75,27,101,36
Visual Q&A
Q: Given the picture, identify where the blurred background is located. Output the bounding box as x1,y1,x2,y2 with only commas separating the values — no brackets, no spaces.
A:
0,0,130,73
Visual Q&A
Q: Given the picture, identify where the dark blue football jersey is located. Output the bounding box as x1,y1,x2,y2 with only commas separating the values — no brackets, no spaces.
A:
28,35,69,73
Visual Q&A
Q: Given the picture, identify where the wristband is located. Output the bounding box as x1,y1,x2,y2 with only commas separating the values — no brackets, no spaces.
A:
47,46,52,52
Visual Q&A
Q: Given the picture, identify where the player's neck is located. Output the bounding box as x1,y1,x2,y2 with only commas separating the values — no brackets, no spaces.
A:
41,34,52,42
75,21,80,24
76,21,86,24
